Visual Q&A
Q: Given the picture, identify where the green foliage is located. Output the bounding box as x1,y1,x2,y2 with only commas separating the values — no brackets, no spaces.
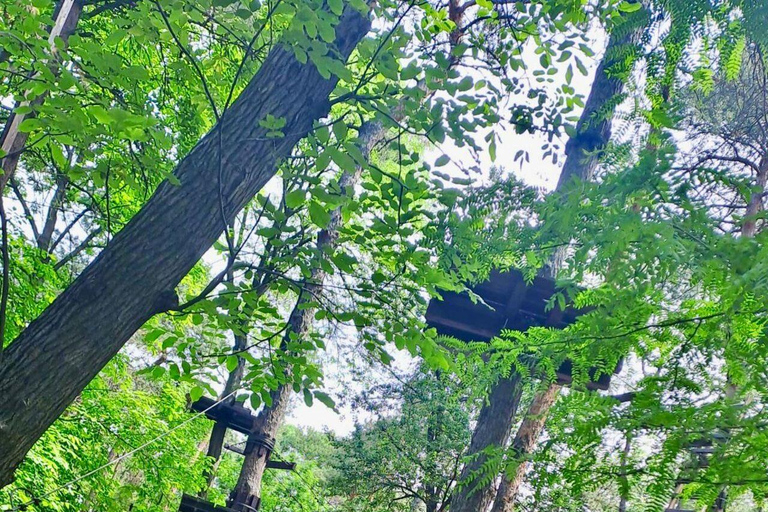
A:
0,356,211,512
3,0,768,510
331,371,471,511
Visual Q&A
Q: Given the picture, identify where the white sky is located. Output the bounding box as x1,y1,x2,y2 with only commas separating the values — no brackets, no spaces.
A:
287,33,608,435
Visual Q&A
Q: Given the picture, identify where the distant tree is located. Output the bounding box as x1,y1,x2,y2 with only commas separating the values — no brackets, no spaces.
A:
331,372,471,512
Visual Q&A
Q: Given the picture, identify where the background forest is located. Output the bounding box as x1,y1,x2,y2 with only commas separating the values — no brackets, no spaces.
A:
1,0,768,511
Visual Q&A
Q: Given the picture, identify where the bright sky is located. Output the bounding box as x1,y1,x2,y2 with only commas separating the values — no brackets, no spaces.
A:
287,33,608,435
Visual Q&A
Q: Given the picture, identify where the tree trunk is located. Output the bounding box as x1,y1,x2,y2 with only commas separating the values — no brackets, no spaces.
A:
490,383,560,512
618,434,632,512
449,374,524,512
0,7,370,489
0,0,83,193
452,16,645,512
200,334,248,497
228,117,382,509
229,383,293,509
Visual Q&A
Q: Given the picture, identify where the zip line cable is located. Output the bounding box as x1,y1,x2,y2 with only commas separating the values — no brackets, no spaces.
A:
9,390,240,511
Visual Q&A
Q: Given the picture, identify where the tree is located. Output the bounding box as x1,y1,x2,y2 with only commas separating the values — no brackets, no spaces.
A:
0,3,371,487
331,371,471,512
448,7,646,511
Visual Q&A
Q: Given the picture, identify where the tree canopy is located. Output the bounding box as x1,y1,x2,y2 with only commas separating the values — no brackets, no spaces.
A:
2,0,768,510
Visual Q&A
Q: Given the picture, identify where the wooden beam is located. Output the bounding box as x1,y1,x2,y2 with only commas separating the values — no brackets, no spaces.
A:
267,460,296,471
424,268,622,390
179,494,238,512
224,444,296,470
190,396,256,435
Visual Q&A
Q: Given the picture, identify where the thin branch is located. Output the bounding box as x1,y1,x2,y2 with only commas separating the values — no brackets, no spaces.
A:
53,227,103,270
9,179,39,241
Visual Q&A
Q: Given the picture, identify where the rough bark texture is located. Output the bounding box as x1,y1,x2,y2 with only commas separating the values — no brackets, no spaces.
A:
0,0,83,193
0,7,370,489
452,18,644,512
230,383,293,510
449,374,524,512
229,119,383,508
555,16,642,190
490,383,560,512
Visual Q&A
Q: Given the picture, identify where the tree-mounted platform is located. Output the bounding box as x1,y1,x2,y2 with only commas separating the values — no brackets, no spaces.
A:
179,494,239,512
425,268,620,391
184,397,295,512
190,396,255,435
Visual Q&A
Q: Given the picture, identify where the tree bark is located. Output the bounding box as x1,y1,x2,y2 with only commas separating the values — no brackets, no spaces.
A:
449,374,524,512
489,383,560,512
452,16,644,512
228,118,383,509
0,0,83,193
0,6,370,489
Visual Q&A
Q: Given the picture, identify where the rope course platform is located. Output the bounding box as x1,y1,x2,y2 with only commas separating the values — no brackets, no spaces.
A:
425,268,621,390
179,396,295,512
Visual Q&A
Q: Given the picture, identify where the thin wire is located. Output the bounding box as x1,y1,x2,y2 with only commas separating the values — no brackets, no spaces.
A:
10,390,239,511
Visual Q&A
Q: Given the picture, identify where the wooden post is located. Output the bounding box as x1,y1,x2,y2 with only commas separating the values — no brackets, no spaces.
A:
180,397,295,512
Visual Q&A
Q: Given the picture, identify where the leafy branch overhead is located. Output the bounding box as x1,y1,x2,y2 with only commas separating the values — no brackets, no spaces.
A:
0,0,767,511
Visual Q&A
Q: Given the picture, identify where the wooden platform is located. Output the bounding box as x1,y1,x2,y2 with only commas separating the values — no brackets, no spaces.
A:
425,268,618,390
190,396,255,435
178,494,238,512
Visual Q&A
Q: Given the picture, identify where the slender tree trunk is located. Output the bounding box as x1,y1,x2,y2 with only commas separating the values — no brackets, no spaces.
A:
199,334,248,497
0,7,370,489
490,383,560,512
618,434,632,512
0,0,83,193
37,172,70,252
452,16,645,512
228,118,382,509
229,383,293,509
450,374,524,512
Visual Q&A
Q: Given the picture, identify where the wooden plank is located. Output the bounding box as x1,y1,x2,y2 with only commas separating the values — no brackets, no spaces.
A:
179,494,238,512
424,268,621,390
267,460,296,471
223,444,296,470
190,396,255,435
224,443,246,455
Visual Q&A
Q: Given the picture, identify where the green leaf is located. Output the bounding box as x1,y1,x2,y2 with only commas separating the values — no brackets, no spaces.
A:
435,155,450,167
328,0,343,15
190,386,204,402
285,189,306,209
303,388,314,407
314,391,336,410
308,201,331,228
618,1,641,12
145,329,164,342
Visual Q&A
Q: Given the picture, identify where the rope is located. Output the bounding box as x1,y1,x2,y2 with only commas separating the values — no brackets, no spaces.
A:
9,390,240,511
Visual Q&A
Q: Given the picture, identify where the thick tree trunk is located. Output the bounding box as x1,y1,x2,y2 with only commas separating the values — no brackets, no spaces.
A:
229,118,382,509
490,383,560,512
452,17,644,512
0,7,370,489
449,374,524,512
